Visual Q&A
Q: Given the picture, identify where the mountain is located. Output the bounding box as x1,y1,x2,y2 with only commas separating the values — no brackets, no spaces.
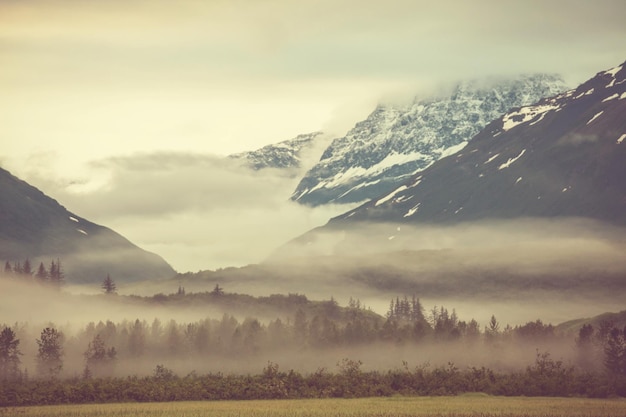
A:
291,75,567,206
229,132,325,172
329,60,626,226
0,167,176,284
266,61,626,302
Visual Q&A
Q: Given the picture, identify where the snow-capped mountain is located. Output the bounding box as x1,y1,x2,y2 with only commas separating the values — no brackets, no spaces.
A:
0,167,176,283
291,75,567,206
230,132,325,172
331,60,626,226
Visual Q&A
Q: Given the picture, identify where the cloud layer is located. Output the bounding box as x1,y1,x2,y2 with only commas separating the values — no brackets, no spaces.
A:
1,0,624,271
25,152,352,271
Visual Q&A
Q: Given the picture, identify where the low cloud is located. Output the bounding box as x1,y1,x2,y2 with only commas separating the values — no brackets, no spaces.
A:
22,151,352,272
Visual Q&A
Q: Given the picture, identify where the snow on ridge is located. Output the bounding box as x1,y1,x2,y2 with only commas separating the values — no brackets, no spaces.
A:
498,149,526,170
574,88,594,99
376,185,408,207
337,179,382,199
603,65,623,79
617,134,626,144
501,103,560,131
484,153,500,164
403,203,421,218
439,141,468,159
293,188,310,200
69,216,79,223
318,151,431,191
586,111,604,125
602,94,619,102
77,229,88,235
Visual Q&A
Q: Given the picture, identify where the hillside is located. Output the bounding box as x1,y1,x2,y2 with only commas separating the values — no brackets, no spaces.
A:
0,167,175,283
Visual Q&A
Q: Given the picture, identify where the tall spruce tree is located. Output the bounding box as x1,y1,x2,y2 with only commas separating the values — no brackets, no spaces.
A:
101,274,117,294
49,259,64,288
35,262,47,281
22,259,32,276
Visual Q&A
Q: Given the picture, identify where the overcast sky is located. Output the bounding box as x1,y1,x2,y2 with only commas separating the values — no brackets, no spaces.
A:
1,0,624,272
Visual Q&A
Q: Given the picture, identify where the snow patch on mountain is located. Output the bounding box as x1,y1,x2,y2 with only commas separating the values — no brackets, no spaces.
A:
502,103,560,131
587,111,604,125
403,203,421,218
376,185,409,207
292,74,567,206
498,149,526,170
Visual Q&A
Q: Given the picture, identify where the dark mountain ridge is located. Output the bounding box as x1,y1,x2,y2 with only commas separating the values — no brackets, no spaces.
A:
330,60,626,226
0,166,175,283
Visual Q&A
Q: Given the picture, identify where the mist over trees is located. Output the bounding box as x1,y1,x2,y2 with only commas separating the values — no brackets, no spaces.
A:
1,267,626,405
1,315,626,405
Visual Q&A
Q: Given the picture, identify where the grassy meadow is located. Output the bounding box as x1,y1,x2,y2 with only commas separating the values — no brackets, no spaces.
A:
2,396,626,417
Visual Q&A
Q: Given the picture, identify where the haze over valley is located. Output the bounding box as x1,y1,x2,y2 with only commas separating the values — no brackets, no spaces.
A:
1,1,626,406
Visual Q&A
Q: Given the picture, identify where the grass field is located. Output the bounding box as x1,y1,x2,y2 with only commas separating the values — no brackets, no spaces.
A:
2,395,626,417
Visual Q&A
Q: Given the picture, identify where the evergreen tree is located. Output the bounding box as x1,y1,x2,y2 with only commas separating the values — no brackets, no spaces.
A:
3,261,11,274
35,262,47,281
36,327,64,377
22,258,32,276
49,259,64,287
211,284,224,296
101,274,117,294
485,315,500,345
0,327,22,381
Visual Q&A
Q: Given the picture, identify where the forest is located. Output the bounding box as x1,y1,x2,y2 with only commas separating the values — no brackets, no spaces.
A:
1,265,626,406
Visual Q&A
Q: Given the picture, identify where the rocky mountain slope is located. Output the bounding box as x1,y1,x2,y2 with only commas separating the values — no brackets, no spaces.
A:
291,75,567,206
230,132,325,172
0,167,176,283
267,61,626,302
330,60,626,226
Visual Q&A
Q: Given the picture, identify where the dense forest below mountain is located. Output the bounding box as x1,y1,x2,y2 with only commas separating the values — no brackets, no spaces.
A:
2,271,626,405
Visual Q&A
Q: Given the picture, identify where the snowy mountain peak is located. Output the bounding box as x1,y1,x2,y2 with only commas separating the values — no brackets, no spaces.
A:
230,132,325,171
291,74,567,207
331,60,626,226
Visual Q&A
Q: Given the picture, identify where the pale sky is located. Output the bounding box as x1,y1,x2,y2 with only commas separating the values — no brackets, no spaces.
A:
1,0,625,272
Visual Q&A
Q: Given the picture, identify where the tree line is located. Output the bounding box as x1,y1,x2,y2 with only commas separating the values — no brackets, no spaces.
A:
2,288,625,404
3,258,65,287
1,296,625,382
0,350,625,406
